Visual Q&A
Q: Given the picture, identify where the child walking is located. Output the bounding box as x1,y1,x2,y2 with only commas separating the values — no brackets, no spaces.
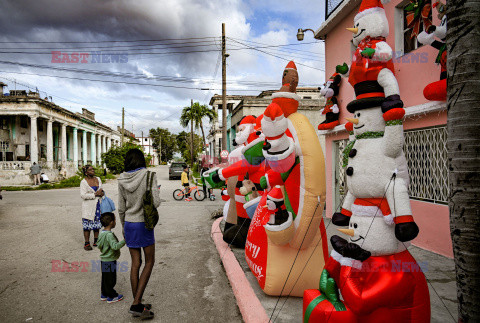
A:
97,212,126,303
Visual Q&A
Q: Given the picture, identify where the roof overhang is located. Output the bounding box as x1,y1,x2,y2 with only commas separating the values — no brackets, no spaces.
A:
314,0,361,40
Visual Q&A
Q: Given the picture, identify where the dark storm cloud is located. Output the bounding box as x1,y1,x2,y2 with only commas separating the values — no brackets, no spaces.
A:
0,0,250,101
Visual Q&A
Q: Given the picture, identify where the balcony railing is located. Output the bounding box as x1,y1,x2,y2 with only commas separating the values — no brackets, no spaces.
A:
326,0,344,19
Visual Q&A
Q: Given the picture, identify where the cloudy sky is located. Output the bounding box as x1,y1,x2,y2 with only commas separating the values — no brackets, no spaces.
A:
0,0,326,136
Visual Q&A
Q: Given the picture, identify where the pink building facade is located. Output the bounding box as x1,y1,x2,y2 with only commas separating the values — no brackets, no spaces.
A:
315,0,451,257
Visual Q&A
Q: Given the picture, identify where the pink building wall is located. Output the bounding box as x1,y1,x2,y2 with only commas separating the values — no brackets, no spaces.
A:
322,0,452,257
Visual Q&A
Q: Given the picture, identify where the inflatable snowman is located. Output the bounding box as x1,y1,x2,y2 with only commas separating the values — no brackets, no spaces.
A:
333,0,419,243
303,203,430,322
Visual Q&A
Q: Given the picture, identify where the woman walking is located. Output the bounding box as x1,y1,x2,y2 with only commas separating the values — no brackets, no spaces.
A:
80,165,104,250
118,149,160,319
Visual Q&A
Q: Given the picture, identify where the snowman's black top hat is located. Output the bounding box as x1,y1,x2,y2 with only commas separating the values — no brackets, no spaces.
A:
347,80,385,113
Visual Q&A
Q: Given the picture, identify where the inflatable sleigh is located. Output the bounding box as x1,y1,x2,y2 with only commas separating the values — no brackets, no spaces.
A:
245,61,329,296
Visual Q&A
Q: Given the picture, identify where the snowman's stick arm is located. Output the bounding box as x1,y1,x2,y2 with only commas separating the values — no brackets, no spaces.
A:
382,124,405,158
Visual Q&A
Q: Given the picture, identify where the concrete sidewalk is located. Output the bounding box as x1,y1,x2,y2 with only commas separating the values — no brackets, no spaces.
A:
215,216,458,323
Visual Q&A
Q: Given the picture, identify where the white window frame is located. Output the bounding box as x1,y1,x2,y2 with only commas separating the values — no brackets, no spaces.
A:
395,0,429,57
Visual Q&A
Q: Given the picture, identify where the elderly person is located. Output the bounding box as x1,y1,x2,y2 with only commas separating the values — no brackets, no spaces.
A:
80,165,104,251
118,149,160,319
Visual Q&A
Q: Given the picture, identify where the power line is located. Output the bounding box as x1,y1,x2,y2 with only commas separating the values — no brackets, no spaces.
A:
0,60,294,88
229,38,325,72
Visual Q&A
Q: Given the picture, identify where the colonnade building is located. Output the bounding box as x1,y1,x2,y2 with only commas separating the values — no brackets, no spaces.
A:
0,86,122,185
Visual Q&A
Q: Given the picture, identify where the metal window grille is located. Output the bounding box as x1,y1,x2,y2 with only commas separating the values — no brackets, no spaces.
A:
404,126,448,203
334,139,349,210
326,0,344,19
334,125,448,207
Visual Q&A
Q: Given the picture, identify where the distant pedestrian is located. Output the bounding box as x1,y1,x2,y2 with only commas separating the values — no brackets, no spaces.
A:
200,165,210,198
118,149,159,319
30,162,41,185
80,165,104,251
97,212,125,304
40,173,49,183
181,166,192,201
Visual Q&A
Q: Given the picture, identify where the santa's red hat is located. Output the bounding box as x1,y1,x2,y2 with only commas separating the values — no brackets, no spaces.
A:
267,185,284,202
285,61,297,71
263,103,284,123
255,114,263,132
240,115,256,126
355,0,387,22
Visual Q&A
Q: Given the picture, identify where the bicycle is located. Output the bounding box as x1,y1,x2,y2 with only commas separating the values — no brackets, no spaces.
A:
172,178,205,201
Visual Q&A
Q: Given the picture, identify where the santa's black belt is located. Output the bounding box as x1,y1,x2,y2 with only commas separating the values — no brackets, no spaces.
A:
354,81,385,99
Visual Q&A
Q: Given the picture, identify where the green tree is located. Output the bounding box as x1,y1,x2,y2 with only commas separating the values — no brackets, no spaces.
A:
447,0,480,321
179,101,217,145
101,142,144,174
176,131,203,165
149,127,176,163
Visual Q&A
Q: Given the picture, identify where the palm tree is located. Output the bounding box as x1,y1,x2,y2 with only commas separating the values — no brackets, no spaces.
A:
447,1,480,321
180,102,217,146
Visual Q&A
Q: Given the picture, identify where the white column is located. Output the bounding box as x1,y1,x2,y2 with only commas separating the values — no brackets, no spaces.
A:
30,115,38,163
73,127,78,165
97,134,102,164
107,137,111,150
91,132,96,166
47,119,53,168
102,135,106,154
82,130,88,165
61,123,67,167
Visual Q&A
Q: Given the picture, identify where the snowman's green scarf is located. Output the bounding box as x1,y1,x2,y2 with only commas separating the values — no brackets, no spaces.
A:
342,131,384,167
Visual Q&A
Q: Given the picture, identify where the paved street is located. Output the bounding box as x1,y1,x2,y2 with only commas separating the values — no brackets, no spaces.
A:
0,166,242,322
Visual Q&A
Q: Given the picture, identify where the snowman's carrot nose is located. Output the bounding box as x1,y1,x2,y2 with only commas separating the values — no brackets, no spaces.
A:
346,27,359,33
338,228,355,236
345,118,359,125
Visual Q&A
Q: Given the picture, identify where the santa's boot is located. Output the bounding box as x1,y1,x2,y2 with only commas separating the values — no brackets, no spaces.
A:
223,216,251,248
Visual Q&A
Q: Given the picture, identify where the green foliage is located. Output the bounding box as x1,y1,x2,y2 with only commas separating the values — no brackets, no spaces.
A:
101,142,144,174
176,131,203,166
180,102,217,145
149,127,176,162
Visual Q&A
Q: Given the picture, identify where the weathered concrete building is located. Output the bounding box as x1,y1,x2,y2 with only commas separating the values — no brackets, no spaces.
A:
0,86,121,185
206,87,326,164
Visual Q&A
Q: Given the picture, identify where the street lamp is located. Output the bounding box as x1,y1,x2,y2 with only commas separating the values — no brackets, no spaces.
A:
296,28,315,41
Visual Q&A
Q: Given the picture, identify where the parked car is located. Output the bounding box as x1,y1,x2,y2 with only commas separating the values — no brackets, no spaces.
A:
169,162,186,180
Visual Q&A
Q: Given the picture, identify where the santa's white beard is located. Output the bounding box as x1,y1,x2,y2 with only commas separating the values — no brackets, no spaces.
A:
235,125,253,145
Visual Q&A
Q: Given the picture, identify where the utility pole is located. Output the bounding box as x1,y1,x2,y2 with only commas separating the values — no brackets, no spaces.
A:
121,107,125,146
221,22,227,156
190,99,194,169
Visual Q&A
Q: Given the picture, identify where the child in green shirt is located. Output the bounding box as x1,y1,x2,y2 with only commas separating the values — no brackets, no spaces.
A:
97,212,126,303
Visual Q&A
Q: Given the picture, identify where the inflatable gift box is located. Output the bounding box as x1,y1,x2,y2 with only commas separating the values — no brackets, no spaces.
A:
303,270,356,323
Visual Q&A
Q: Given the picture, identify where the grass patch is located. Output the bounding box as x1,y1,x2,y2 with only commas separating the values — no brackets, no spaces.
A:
2,172,117,191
